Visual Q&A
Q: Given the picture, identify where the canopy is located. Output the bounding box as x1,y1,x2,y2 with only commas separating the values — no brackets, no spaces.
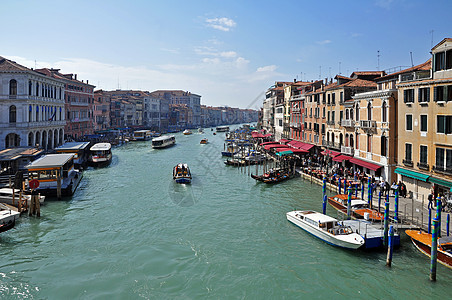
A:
278,139,291,144
349,157,382,171
287,140,315,151
428,176,452,188
276,150,293,156
264,144,290,150
332,154,352,162
291,149,309,155
395,168,430,182
251,132,265,138
260,141,280,146
321,150,341,157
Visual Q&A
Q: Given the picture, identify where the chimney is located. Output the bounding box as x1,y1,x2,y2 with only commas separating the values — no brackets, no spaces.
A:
294,78,297,83
87,80,89,84
75,74,77,80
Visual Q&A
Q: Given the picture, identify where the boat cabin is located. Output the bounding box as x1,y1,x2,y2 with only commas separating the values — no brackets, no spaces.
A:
25,153,82,197
133,130,151,141
55,142,90,168
0,147,44,176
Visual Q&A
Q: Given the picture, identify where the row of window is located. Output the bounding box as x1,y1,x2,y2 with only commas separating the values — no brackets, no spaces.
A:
405,144,452,171
405,114,452,134
403,86,452,103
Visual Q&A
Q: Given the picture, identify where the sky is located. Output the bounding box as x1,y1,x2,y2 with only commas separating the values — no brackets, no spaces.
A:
2,0,452,110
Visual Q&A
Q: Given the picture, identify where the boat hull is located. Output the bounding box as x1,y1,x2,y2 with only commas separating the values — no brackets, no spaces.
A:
406,230,452,269
174,177,191,184
327,196,383,221
286,212,364,249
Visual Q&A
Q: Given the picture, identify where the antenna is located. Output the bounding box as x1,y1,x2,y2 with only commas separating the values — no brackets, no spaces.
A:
34,60,37,69
377,50,381,70
410,52,414,67
338,62,341,75
430,30,434,48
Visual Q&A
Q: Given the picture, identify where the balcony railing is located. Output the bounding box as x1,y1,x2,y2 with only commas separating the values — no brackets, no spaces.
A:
360,120,376,129
433,165,452,175
322,140,341,150
417,162,429,171
326,120,335,125
0,120,66,128
341,146,354,155
340,119,355,128
402,159,414,167
290,122,301,128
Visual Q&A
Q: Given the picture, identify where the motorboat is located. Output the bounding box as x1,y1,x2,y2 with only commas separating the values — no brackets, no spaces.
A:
328,194,384,221
200,138,208,144
173,163,192,184
286,210,365,249
0,203,20,233
152,135,176,149
0,188,45,206
406,229,452,269
89,143,112,166
198,128,204,133
216,126,229,132
183,129,192,135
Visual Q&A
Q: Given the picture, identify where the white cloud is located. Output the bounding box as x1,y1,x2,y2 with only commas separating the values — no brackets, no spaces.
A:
205,17,236,32
257,65,277,73
316,40,332,45
375,0,394,9
220,51,237,58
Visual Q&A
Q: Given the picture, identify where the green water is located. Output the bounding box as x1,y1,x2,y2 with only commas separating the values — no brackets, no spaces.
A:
1,127,451,299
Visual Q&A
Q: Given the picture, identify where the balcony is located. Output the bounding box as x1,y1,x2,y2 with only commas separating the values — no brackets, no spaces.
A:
402,159,414,167
326,120,335,125
322,140,341,150
290,122,301,129
0,120,66,128
433,165,452,175
417,162,429,171
360,120,376,129
340,119,355,128
341,145,354,155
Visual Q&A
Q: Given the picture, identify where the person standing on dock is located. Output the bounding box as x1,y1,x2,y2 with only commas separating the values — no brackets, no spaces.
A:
428,192,434,210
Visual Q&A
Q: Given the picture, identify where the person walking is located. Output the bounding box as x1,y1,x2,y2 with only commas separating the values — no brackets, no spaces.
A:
428,192,434,210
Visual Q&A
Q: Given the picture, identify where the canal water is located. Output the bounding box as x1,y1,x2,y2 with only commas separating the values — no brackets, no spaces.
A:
1,126,451,299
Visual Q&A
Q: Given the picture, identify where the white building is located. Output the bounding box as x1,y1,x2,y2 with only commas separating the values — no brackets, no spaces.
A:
0,56,66,150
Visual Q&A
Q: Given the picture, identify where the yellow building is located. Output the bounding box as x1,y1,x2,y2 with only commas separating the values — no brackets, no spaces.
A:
396,38,452,201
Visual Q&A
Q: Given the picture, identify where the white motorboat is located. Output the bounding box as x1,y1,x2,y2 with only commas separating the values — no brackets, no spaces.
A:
0,203,20,233
286,210,365,249
183,129,192,135
152,135,176,149
173,163,192,184
89,143,112,166
0,188,45,206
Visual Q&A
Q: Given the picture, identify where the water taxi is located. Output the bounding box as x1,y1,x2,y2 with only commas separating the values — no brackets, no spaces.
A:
25,153,83,197
173,163,192,184
0,188,45,206
200,138,208,144
198,128,204,133
55,142,90,168
328,194,384,221
286,210,365,249
89,143,112,167
133,130,152,141
0,203,20,233
152,135,176,149
183,129,192,135
406,229,452,269
216,126,229,132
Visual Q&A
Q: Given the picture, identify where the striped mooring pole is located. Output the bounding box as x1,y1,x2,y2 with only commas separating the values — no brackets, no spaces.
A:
322,177,327,215
347,187,352,220
430,218,439,281
436,196,442,236
361,183,364,201
338,178,342,194
447,214,450,237
394,186,399,223
378,190,382,213
386,225,394,267
367,177,371,207
383,199,389,246
428,208,432,234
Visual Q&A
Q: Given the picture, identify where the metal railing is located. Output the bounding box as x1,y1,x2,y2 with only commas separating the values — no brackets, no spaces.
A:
340,119,354,127
341,145,354,155
360,120,376,128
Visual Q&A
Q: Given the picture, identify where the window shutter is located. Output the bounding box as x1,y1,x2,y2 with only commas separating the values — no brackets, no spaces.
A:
418,88,421,102
404,90,407,103
427,87,430,102
434,86,438,102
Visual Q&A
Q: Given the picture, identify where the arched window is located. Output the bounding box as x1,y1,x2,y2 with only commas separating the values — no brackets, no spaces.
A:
351,108,354,120
350,134,354,149
36,82,39,96
382,101,387,122
9,79,17,95
9,105,16,123
59,107,62,120
345,133,349,147
28,132,34,146
29,81,32,95
29,105,32,122
381,136,387,156
367,103,372,120
346,109,349,120
36,106,39,121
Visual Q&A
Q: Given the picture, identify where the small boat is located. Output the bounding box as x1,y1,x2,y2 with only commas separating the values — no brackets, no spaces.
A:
341,219,400,249
0,188,45,206
406,229,452,269
213,132,216,135
183,129,192,135
173,163,192,184
152,135,176,149
0,203,20,233
89,143,112,166
286,210,365,249
198,128,204,133
216,126,229,132
200,138,208,144
251,168,294,184
133,130,152,141
328,194,384,221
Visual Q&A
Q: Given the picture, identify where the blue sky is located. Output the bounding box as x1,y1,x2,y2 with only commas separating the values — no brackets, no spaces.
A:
2,0,451,109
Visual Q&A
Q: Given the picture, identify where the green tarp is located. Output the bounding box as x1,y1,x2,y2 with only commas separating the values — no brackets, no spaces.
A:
429,176,452,188
276,150,293,156
394,168,430,182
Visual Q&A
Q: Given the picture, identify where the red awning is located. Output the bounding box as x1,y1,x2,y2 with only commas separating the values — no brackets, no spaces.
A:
252,132,265,138
349,157,382,171
263,133,272,137
275,147,293,152
278,139,291,144
288,140,314,151
332,154,352,162
264,144,289,150
291,149,309,154
260,141,280,146
321,150,341,157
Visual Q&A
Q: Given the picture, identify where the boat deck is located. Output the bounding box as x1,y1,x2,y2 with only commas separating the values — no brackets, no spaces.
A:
341,219,400,249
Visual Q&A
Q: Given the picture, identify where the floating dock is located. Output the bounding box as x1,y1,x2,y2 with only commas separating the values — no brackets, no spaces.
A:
340,219,401,249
